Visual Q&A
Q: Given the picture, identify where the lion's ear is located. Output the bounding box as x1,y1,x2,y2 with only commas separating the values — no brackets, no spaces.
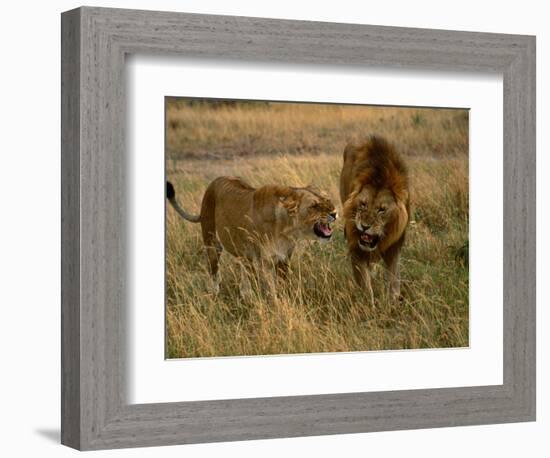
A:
342,192,358,219
394,188,409,204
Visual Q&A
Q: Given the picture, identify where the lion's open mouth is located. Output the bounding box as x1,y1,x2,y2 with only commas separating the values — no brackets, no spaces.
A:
314,221,333,239
359,232,380,249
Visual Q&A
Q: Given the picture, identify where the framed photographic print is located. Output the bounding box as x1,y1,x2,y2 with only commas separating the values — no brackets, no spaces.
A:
164,99,470,360
61,6,535,450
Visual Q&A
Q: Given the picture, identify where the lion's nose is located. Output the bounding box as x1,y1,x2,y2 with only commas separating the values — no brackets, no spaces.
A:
360,223,371,232
329,211,337,221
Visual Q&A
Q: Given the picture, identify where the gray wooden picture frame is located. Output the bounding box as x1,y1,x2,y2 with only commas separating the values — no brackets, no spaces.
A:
61,6,536,451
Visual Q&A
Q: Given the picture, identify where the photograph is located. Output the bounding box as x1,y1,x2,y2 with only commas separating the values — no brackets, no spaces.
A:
42,2,541,453
165,98,470,359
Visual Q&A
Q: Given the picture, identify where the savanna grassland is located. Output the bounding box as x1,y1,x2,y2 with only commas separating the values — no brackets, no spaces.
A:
165,99,469,358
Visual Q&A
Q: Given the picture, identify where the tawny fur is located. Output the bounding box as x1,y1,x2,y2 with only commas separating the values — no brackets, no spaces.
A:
339,136,410,302
167,177,336,289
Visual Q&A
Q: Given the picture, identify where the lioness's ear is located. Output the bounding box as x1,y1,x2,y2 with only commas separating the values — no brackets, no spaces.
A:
306,183,316,191
279,193,299,216
306,184,323,196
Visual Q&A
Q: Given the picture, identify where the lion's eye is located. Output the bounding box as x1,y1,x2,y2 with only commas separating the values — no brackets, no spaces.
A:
360,201,367,209
378,207,386,214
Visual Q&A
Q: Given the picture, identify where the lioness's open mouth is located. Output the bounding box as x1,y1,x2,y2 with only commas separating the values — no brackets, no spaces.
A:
359,232,380,250
314,221,333,239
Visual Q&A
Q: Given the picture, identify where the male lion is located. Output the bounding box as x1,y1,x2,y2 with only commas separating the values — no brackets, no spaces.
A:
339,136,410,303
167,177,337,291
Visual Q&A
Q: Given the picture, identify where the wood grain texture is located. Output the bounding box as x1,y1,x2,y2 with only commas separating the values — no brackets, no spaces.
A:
60,7,81,450
60,6,536,450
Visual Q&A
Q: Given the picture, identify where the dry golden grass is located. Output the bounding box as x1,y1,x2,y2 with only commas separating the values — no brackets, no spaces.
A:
166,100,469,358
167,99,468,160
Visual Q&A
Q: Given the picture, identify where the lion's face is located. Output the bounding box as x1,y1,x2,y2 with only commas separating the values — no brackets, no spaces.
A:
284,188,337,241
346,186,402,252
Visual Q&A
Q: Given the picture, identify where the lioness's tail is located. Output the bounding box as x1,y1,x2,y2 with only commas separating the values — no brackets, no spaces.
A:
166,181,201,223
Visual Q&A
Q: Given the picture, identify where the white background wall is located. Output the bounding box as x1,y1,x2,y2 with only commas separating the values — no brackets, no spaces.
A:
0,0,546,456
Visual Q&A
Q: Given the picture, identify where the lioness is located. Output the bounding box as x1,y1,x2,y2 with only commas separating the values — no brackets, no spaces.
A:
167,177,337,290
340,136,410,302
